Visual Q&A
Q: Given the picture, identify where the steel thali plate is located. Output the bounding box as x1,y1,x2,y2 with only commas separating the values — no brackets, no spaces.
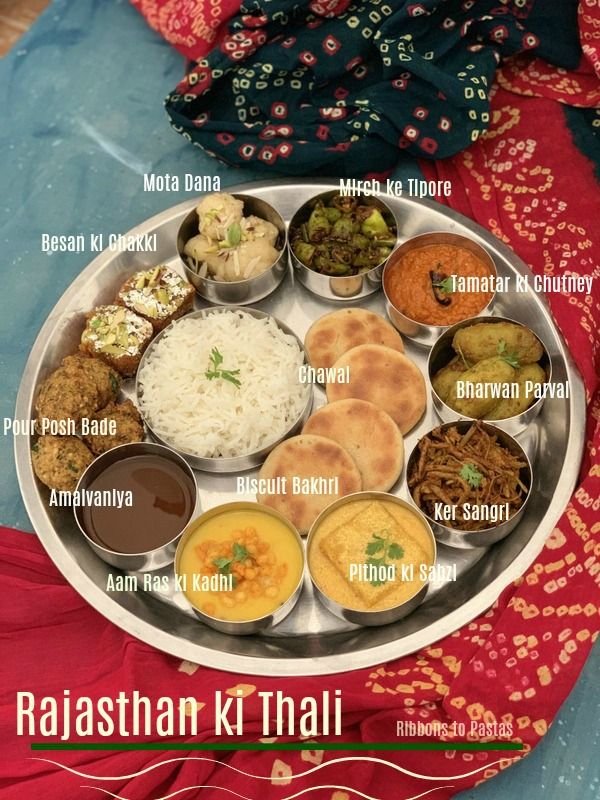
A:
14,179,586,676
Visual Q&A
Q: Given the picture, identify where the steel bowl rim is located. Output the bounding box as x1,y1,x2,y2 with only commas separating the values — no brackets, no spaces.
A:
73,441,198,559
305,490,437,619
135,306,313,470
173,500,306,629
427,313,553,427
382,229,498,333
288,189,399,282
405,419,534,537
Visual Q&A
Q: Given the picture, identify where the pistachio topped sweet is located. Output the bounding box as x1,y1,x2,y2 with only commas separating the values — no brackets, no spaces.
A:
116,266,195,332
80,305,153,376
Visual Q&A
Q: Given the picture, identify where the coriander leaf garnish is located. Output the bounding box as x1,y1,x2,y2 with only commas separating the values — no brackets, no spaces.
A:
205,346,242,388
212,542,251,588
460,463,484,489
432,275,456,294
366,557,386,587
219,223,242,249
497,339,520,368
364,528,404,586
387,542,405,560
220,370,241,388
232,542,249,562
430,266,454,306
366,536,385,556
210,347,223,370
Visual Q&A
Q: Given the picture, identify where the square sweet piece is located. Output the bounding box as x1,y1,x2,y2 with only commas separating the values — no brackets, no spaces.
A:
115,266,195,332
319,502,402,608
80,305,153,376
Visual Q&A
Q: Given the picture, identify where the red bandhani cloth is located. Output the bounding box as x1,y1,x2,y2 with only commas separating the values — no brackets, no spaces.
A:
130,0,241,61
494,0,600,109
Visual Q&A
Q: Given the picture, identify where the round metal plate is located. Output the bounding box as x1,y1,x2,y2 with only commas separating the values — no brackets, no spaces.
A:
14,179,586,676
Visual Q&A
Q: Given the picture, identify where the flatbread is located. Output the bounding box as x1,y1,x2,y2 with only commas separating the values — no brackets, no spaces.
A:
326,345,426,434
257,434,362,535
305,308,404,371
303,399,403,492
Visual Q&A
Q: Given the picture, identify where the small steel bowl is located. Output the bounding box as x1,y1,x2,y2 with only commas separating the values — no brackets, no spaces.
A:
382,231,497,347
306,491,436,626
177,193,288,305
136,307,313,473
288,190,398,301
174,501,305,635
74,442,198,571
428,315,551,436
406,420,533,550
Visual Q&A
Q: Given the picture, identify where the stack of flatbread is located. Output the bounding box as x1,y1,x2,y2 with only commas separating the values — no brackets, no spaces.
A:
257,308,427,535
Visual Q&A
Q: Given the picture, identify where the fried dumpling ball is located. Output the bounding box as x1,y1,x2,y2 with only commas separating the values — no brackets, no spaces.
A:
35,355,120,427
184,232,279,281
31,435,94,492
82,400,144,455
184,214,280,281
452,322,543,365
61,354,120,409
184,193,282,282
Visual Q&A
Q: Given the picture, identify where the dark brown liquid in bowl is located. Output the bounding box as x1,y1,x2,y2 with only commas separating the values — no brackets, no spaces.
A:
81,455,195,553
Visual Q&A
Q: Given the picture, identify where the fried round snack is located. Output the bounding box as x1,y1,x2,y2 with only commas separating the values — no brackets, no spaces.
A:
257,434,362,535
431,356,466,403
452,322,543,365
35,354,120,427
31,435,94,492
61,354,121,410
305,308,404,372
303,399,403,492
326,345,426,434
82,399,144,455
486,363,546,420
445,356,515,418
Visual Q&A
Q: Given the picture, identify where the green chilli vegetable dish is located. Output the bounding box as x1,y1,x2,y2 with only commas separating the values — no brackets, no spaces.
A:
290,195,397,277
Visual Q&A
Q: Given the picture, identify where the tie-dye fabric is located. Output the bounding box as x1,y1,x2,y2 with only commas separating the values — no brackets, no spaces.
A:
165,0,580,175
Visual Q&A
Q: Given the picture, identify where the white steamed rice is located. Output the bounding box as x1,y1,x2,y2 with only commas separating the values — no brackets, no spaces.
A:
137,310,309,459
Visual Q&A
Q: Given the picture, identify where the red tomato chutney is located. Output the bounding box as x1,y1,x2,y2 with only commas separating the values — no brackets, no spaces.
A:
385,243,495,325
